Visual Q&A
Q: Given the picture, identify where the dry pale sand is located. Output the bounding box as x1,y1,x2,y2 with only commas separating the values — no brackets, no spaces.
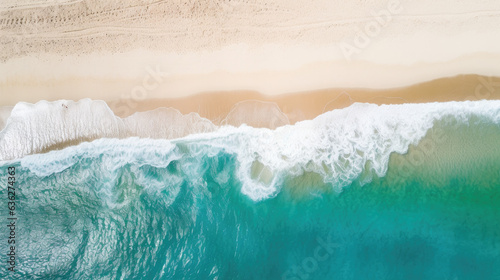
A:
2,0,500,64
2,0,500,103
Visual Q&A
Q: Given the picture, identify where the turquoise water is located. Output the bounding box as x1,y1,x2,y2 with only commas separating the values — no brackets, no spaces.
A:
1,104,500,279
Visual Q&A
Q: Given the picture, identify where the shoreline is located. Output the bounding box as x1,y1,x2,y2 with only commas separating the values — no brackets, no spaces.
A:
108,74,500,125
1,74,500,129
2,99,499,163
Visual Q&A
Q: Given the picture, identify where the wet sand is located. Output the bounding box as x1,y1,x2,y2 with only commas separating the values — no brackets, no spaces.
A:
109,74,500,126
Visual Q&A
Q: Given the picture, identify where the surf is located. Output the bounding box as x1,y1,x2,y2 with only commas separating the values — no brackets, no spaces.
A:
1,99,499,201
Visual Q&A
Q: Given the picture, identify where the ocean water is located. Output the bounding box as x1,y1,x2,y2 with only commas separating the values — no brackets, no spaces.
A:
1,101,500,279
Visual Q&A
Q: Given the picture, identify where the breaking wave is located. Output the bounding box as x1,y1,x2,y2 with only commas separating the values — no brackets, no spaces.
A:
2,99,500,200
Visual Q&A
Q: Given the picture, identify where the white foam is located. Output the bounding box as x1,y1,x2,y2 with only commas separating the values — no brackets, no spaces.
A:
0,106,13,131
2,99,500,201
124,108,217,139
0,99,126,161
19,137,179,177
0,99,216,161
198,101,500,200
